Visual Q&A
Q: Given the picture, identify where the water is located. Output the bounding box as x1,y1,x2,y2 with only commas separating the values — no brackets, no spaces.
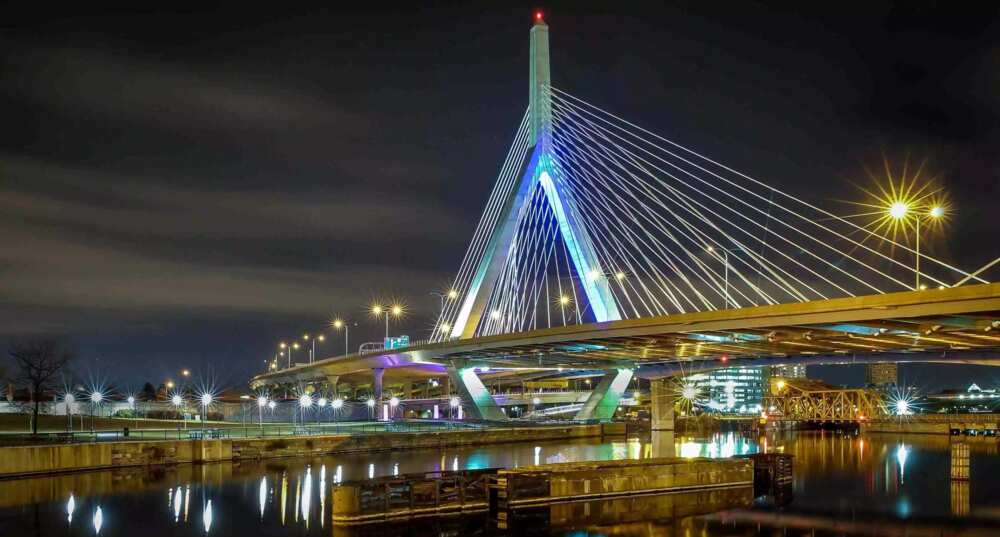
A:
1,430,998,535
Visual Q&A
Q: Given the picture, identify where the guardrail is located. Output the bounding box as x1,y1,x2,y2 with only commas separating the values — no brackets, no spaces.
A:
0,420,485,446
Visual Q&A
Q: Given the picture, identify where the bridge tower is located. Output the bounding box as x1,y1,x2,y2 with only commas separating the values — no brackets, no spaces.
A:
528,10,551,146
450,11,621,341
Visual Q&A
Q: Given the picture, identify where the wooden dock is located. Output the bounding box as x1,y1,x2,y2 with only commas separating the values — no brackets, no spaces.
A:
330,454,789,525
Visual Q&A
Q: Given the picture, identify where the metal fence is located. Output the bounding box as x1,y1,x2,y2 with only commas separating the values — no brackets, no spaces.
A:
0,419,486,446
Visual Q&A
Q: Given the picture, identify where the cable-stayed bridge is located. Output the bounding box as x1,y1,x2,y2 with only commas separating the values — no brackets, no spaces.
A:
252,14,999,424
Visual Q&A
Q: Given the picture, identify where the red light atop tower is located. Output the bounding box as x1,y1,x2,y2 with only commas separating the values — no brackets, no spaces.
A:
535,10,544,22
720,355,729,363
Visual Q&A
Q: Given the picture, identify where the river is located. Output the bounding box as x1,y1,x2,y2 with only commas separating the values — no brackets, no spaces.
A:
1,430,998,535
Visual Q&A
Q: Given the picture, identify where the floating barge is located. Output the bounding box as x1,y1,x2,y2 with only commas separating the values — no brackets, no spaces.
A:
331,453,790,525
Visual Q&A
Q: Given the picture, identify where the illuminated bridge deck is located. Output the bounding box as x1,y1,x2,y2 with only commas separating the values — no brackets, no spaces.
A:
251,283,1000,387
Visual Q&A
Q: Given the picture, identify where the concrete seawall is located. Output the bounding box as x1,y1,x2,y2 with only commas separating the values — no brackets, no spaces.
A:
0,424,608,478
862,414,1000,435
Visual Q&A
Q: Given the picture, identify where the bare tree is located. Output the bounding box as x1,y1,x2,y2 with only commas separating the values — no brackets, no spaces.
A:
9,339,73,435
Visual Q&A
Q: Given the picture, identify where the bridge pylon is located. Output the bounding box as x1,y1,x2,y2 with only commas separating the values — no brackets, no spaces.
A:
449,13,622,339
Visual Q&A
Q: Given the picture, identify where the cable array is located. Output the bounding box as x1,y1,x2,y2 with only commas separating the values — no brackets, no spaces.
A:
431,90,983,341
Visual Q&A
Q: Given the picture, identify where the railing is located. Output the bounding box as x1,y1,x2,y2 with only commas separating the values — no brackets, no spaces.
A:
867,413,1000,423
0,420,486,446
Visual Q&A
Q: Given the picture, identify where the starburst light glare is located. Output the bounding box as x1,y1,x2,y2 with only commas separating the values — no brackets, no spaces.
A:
889,201,908,220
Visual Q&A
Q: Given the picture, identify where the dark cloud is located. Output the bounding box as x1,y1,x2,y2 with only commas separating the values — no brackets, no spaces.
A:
1,3,998,387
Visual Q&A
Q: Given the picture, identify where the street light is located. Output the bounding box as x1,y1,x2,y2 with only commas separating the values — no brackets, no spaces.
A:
298,393,313,429
371,303,405,339
431,289,459,313
887,201,947,290
256,395,267,429
331,318,350,356
199,393,213,433
305,334,325,363
706,245,749,309
64,393,75,432
171,394,186,430
279,342,289,368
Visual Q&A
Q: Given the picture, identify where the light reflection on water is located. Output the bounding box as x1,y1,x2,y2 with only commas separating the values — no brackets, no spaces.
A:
1,431,998,536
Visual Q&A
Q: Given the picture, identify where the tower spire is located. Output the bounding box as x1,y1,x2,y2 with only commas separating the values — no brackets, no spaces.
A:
529,11,551,146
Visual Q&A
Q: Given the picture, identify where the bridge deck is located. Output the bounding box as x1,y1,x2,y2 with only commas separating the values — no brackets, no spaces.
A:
252,283,999,387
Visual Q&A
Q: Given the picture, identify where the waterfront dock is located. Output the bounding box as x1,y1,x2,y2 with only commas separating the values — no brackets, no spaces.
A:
330,454,787,525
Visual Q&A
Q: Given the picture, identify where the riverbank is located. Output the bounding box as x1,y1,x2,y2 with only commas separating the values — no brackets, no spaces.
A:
0,423,621,477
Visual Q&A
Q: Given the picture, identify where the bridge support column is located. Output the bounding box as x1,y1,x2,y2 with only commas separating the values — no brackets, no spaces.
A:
651,430,676,459
447,366,506,421
325,375,339,395
372,368,384,403
574,369,633,422
650,378,675,431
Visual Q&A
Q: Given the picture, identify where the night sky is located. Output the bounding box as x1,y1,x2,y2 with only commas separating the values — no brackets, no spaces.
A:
2,3,998,390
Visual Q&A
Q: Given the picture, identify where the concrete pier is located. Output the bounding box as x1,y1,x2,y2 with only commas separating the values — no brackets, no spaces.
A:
330,456,758,524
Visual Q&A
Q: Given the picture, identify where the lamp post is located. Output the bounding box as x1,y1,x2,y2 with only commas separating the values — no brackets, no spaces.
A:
706,245,749,309
305,334,325,363
371,303,405,340
89,391,103,435
199,393,212,436
298,394,312,431
886,201,946,290
256,395,267,430
431,289,458,316
64,393,75,432
331,318,350,355
172,394,186,430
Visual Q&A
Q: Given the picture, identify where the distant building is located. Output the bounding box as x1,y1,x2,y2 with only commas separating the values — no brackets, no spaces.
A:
865,363,897,387
770,365,807,379
926,383,999,413
687,367,767,414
